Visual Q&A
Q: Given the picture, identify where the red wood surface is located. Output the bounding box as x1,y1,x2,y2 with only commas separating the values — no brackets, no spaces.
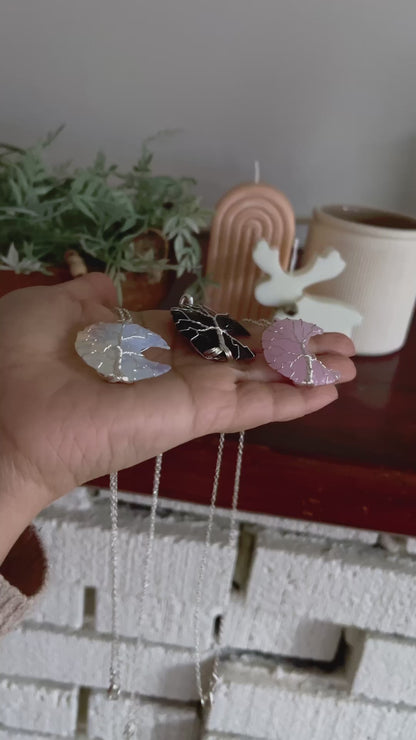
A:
94,311,416,536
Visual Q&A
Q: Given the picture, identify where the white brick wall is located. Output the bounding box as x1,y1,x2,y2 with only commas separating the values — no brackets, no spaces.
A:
29,581,85,629
202,735,261,740
2,487,416,739
37,500,233,649
87,690,200,740
0,731,67,740
0,625,214,701
222,529,416,658
0,677,78,735
205,661,416,740
222,592,342,661
347,629,416,706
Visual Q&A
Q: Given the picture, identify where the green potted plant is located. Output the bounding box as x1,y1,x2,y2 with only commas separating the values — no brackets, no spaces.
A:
0,129,211,307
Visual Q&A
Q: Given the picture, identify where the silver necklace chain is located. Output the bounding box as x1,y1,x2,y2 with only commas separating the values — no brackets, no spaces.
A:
243,317,271,327
107,305,247,731
108,454,164,736
108,471,121,700
116,307,133,323
122,452,163,739
108,306,133,701
194,430,245,710
139,453,163,620
193,432,225,706
108,433,245,733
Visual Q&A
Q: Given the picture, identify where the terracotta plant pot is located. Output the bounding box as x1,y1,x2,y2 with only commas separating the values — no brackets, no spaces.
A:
121,270,174,311
120,229,175,311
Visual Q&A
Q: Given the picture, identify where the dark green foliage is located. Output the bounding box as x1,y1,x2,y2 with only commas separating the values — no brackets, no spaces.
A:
0,130,210,298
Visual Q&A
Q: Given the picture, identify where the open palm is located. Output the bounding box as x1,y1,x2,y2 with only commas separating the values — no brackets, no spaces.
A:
0,273,355,511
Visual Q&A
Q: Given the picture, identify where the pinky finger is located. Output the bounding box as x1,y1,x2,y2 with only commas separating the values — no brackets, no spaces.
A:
226,380,339,433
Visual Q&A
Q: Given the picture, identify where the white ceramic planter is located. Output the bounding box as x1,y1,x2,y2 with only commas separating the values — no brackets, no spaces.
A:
303,205,416,355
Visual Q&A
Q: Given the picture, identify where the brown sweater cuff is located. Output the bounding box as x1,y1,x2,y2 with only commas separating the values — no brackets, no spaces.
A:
0,575,29,637
0,525,47,636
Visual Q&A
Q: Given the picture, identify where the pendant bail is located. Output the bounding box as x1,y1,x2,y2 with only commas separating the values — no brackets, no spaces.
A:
179,293,194,308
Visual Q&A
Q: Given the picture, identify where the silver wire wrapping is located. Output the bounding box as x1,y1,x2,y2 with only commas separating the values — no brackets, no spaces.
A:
171,294,255,361
75,307,171,383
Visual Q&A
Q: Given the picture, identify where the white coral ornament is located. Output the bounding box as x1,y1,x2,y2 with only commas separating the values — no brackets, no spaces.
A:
253,240,362,338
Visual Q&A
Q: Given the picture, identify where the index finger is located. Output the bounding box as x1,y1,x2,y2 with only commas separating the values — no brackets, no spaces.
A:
242,321,356,358
62,272,118,308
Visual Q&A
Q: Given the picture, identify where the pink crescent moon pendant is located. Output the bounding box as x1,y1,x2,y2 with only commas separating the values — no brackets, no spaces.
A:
262,318,340,386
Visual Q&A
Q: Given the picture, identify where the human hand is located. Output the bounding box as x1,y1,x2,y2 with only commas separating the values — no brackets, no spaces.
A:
0,273,355,517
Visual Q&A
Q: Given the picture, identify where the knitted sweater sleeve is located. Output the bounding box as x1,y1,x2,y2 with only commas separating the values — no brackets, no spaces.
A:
0,526,47,637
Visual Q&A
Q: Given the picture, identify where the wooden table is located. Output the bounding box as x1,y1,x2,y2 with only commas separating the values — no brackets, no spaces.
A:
97,311,416,537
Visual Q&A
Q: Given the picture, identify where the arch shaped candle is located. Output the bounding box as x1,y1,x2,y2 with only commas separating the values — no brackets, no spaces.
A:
205,183,295,320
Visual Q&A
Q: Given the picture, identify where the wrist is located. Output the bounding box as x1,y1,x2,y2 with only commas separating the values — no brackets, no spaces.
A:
0,461,49,565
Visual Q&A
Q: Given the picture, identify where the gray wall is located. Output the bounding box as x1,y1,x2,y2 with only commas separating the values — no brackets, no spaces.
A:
1,0,415,215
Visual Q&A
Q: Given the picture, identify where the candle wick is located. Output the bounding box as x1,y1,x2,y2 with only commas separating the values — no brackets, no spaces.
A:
254,161,260,184
289,237,300,273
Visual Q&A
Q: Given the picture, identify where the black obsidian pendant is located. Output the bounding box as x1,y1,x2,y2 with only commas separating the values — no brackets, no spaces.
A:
171,295,255,361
